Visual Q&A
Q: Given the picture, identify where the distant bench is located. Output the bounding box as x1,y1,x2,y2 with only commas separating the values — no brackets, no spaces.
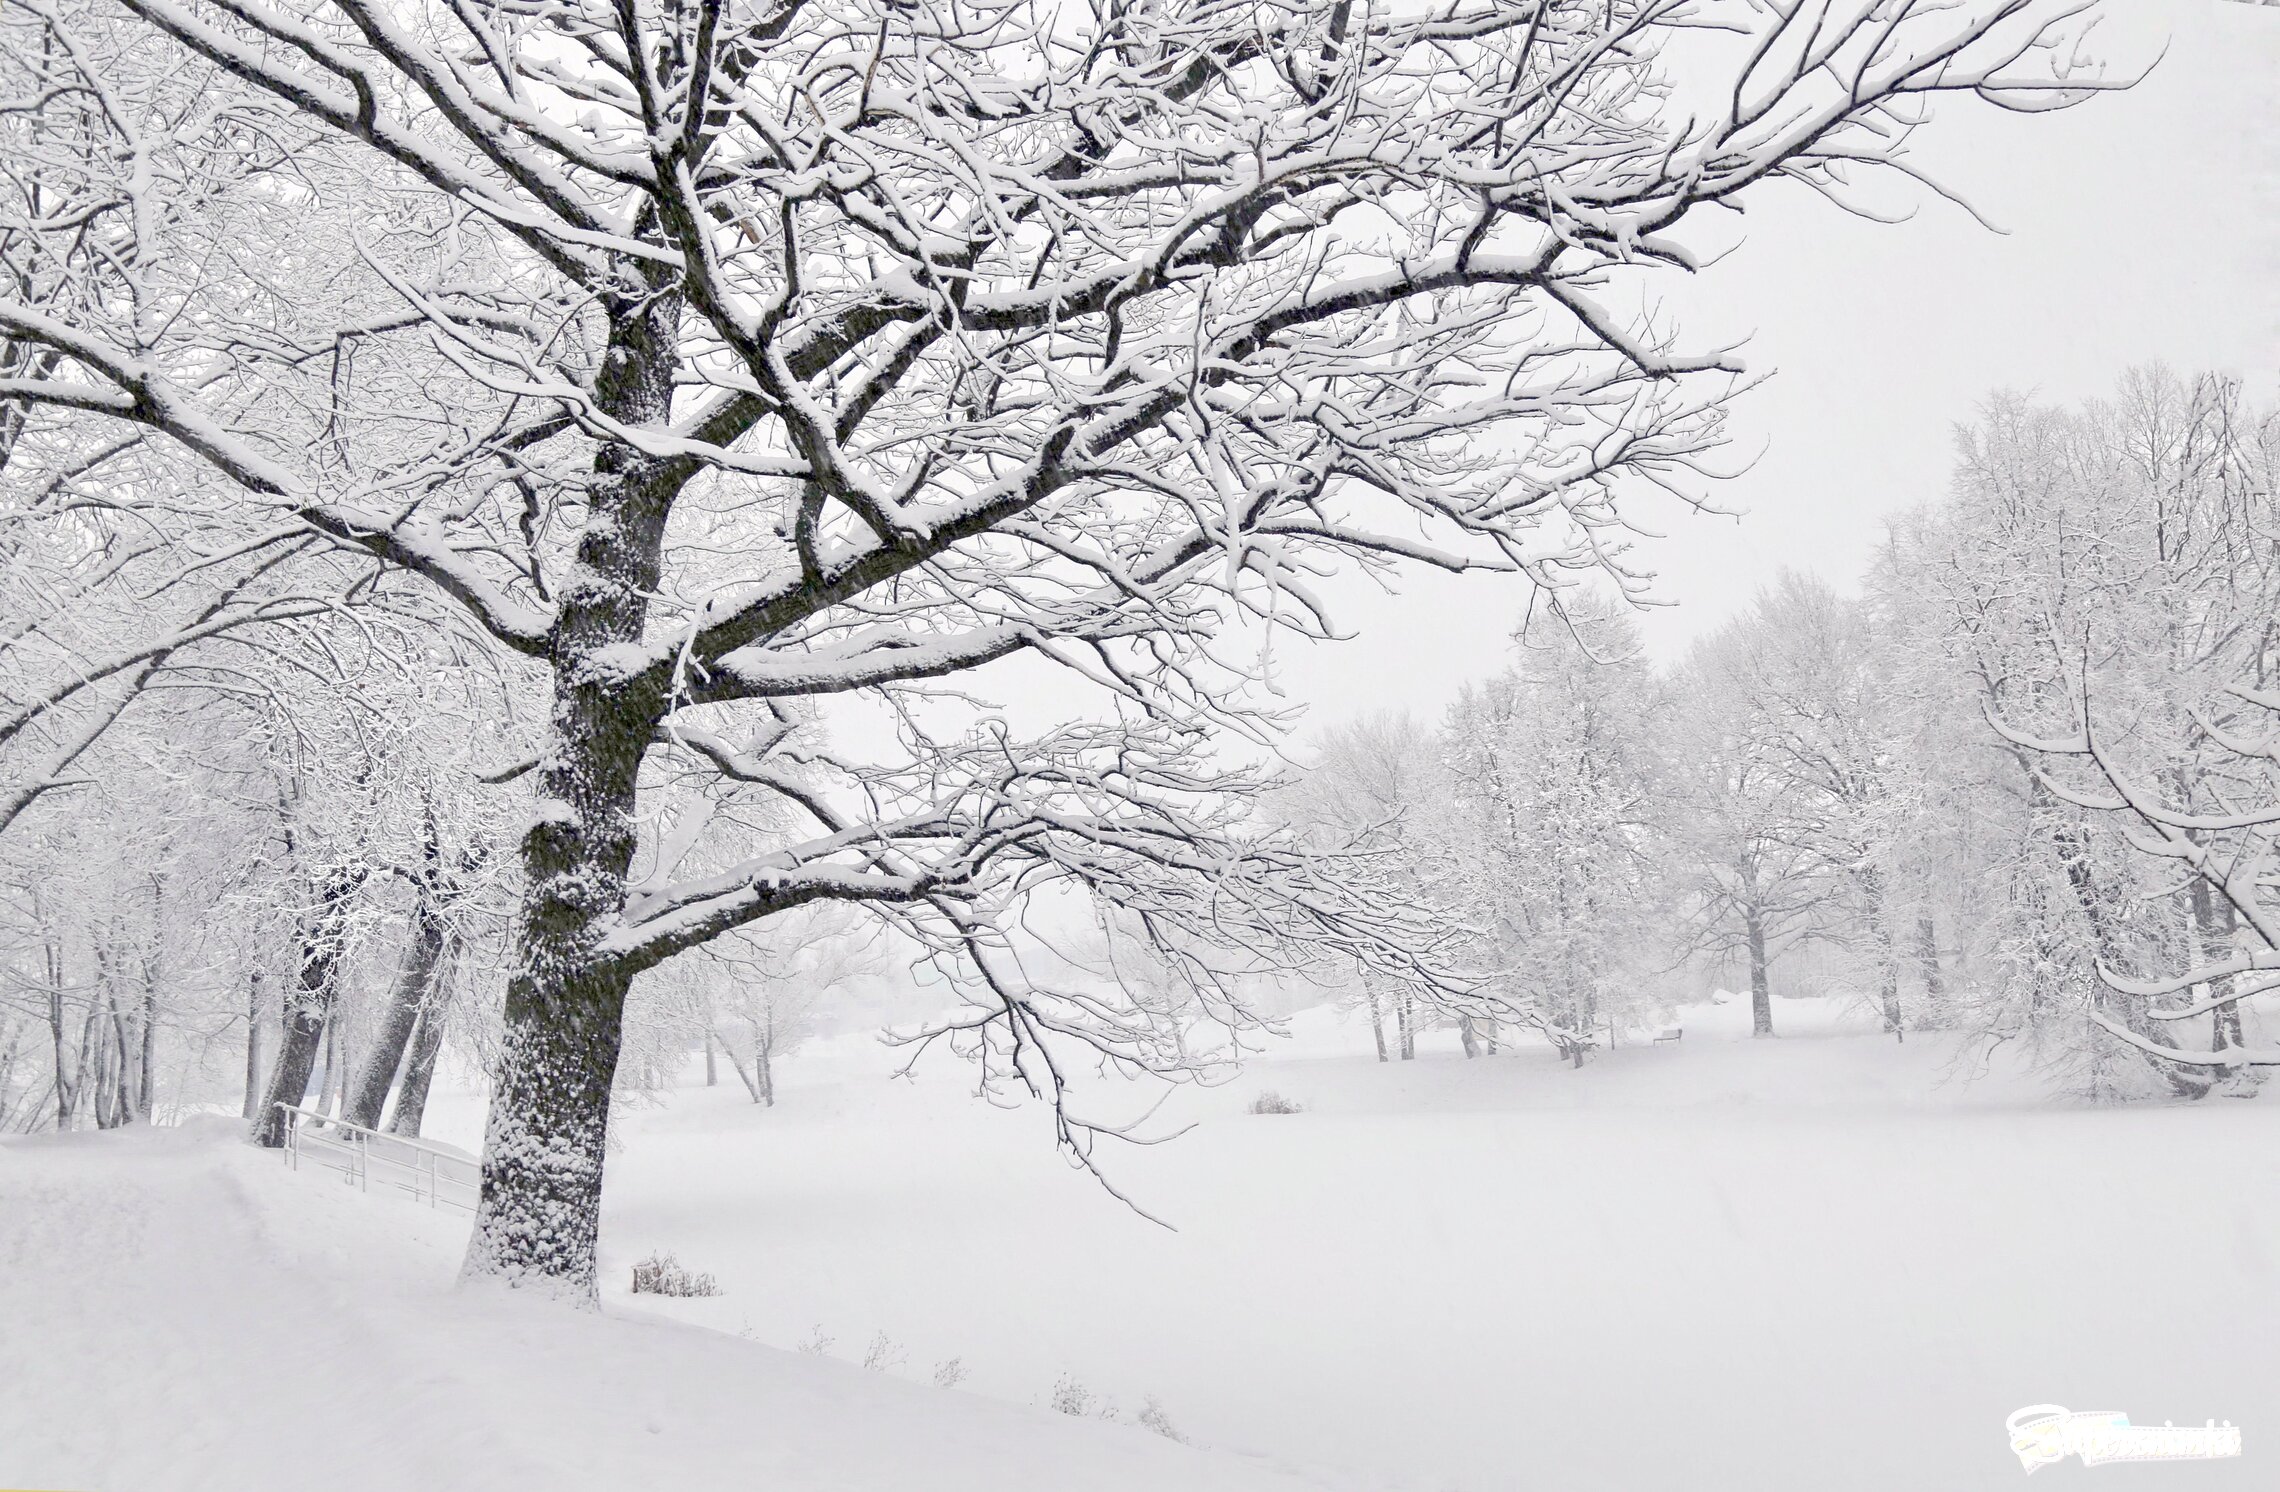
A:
1652,1027,1683,1044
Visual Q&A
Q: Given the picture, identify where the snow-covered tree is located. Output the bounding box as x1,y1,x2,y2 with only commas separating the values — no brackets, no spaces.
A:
0,0,2121,1296
1433,605,1669,1064
1281,712,1439,1060
1952,376,2280,1092
1664,613,1848,1038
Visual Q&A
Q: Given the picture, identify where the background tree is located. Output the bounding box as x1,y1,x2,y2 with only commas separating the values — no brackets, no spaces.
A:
1432,604,1669,1064
1665,615,1847,1038
1281,712,1437,1061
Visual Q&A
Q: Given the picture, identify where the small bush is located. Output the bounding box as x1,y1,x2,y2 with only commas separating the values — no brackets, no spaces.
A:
932,1357,968,1389
861,1330,906,1373
630,1252,722,1297
1137,1395,1184,1442
795,1324,834,1355
1248,1091,1303,1115
1049,1372,1096,1417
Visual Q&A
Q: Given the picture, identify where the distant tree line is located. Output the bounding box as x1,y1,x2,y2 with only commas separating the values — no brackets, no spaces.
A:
1291,368,2280,1101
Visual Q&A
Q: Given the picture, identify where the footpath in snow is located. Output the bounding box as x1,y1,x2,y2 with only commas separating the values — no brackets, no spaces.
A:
0,1119,1342,1492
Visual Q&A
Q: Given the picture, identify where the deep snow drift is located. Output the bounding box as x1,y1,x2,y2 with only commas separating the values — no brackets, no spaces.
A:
7,996,2275,1490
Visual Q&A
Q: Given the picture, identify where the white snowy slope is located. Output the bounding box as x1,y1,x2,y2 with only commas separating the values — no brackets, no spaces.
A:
0,1120,1339,1492
12,997,2280,1492
581,997,2280,1492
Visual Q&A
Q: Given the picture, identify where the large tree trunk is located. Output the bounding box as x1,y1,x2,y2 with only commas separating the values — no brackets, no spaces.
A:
461,290,680,1301
384,971,452,1138
250,870,358,1147
343,892,448,1129
1746,905,1774,1038
104,982,134,1127
2038,796,2205,1097
90,934,122,1129
319,1013,344,1117
70,1003,99,1128
1365,982,1388,1063
256,978,324,1139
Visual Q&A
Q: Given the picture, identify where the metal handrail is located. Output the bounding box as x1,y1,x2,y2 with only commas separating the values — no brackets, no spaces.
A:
275,1101,479,1213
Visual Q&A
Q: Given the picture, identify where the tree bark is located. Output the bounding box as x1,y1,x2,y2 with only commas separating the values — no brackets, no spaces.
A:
70,1003,98,1128
47,953,73,1132
719,1034,763,1104
1366,982,1388,1063
137,957,157,1119
1859,866,1903,1041
1914,912,1944,1001
319,1013,343,1117
2038,797,2204,1097
105,982,133,1127
1746,905,1774,1038
2190,876,2244,1075
384,971,452,1138
461,288,681,1300
0,1021,20,1128
343,891,448,1129
250,869,358,1147
241,971,265,1121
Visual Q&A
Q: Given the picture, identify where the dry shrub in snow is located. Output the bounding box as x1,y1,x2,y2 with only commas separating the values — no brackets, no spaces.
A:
1049,1373,1097,1417
1248,1092,1304,1115
630,1253,722,1298
1138,1396,1184,1442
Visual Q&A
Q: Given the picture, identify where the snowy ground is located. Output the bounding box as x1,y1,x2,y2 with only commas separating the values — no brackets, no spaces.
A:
8,997,2276,1490
0,1120,1340,1491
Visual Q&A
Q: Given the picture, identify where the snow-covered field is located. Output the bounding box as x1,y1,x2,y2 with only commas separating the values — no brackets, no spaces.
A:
7,996,2274,1490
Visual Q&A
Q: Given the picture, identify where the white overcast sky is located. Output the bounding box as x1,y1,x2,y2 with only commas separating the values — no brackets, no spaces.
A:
1271,0,2280,731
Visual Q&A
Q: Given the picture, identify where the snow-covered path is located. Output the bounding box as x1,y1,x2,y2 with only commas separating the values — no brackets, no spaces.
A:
0,1121,1344,1492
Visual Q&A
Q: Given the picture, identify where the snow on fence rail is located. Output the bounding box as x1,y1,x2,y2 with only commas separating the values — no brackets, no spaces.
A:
275,1102,478,1213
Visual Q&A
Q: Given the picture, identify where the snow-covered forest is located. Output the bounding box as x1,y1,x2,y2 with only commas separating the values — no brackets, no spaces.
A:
2,0,2275,1484
1290,367,2280,1096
